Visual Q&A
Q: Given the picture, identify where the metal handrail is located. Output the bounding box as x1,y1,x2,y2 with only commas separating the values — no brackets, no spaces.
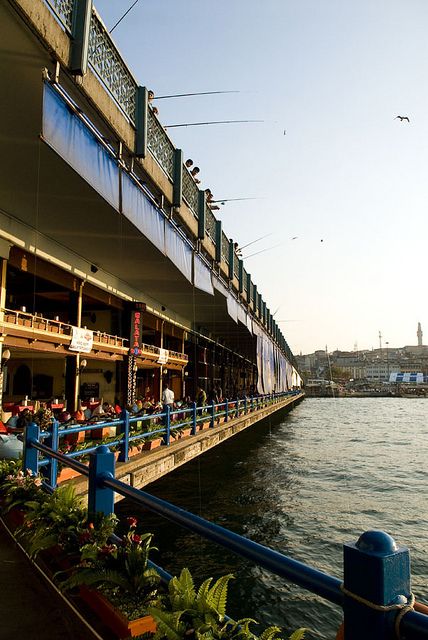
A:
37,392,296,474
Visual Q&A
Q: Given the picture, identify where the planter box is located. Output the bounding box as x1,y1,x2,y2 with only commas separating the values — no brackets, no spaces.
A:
180,428,192,438
79,585,156,638
90,426,117,440
142,438,162,451
199,422,210,431
64,430,85,445
57,466,83,483
128,445,143,457
2,506,25,531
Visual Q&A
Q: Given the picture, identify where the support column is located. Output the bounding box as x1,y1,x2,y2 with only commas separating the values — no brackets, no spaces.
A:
70,0,93,75
135,86,148,158
173,149,183,208
0,259,8,414
65,282,84,412
198,190,206,240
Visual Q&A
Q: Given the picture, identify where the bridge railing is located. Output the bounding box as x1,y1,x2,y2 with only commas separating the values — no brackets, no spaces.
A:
33,391,297,486
22,414,428,640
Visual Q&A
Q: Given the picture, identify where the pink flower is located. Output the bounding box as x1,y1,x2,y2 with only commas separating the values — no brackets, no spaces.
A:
126,516,138,528
131,534,141,544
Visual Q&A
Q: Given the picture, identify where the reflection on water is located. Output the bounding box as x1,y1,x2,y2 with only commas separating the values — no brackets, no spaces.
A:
116,398,428,639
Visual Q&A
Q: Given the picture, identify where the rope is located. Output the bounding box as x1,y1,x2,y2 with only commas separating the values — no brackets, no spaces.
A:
340,584,415,638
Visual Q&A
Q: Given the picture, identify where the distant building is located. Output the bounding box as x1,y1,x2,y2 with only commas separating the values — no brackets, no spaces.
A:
417,322,423,347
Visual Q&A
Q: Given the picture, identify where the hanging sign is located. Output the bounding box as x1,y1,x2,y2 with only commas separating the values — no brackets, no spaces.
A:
69,326,93,353
158,348,169,365
130,310,143,350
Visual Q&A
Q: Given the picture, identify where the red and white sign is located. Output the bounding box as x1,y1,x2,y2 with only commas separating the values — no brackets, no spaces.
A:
69,326,93,353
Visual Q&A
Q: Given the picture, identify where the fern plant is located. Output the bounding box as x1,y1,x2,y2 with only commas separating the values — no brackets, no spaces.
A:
17,484,117,557
149,568,307,640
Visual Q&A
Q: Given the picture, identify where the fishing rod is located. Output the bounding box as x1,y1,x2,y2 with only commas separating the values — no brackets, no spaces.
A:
239,233,273,251
110,0,141,33
165,119,264,129
242,243,284,260
211,197,262,204
155,90,240,100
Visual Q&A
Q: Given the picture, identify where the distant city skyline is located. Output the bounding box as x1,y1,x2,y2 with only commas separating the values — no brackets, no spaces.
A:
94,0,428,354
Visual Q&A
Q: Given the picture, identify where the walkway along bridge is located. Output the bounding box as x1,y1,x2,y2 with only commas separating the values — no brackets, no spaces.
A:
17,390,428,640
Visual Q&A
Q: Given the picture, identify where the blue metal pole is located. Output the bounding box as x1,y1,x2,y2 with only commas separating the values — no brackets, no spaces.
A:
163,406,171,446
191,402,197,435
118,409,130,463
210,400,215,428
23,422,40,476
251,395,254,411
225,398,229,422
47,419,59,488
244,395,248,414
343,530,411,639
88,445,115,517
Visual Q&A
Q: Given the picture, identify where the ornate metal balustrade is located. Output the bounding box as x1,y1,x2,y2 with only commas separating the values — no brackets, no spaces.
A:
88,10,138,122
147,108,175,180
44,0,74,32
205,205,216,241
221,231,230,264
182,167,199,216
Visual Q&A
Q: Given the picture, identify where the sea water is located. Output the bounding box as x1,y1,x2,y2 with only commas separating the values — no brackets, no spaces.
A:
116,398,428,639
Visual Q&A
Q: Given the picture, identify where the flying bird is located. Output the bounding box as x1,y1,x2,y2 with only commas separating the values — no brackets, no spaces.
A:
291,236,298,240
395,116,410,122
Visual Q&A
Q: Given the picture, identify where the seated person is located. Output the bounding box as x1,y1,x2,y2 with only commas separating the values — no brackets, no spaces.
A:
92,403,107,417
74,408,85,422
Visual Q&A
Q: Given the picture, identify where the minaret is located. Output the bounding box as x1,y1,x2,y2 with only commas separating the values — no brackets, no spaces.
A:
417,322,423,347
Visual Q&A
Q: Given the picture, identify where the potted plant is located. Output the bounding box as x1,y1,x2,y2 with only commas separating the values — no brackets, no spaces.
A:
62,517,161,638
0,468,44,530
16,484,117,563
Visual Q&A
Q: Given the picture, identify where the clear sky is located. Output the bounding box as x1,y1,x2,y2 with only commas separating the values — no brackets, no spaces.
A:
94,0,428,355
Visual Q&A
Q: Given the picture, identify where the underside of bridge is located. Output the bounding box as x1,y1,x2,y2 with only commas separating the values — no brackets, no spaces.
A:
0,0,256,359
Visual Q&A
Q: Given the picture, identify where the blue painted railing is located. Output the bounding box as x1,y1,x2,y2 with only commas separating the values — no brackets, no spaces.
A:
37,391,298,486
21,395,428,640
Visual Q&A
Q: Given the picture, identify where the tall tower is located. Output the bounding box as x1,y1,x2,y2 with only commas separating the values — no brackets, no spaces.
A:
417,322,423,347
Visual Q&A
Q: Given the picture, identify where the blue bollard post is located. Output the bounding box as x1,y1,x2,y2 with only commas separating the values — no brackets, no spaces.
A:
118,409,130,462
225,398,229,422
210,400,215,428
244,395,248,414
235,397,239,418
343,530,411,640
88,445,115,517
163,406,171,445
251,395,254,411
47,419,59,488
191,402,197,435
23,422,40,477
